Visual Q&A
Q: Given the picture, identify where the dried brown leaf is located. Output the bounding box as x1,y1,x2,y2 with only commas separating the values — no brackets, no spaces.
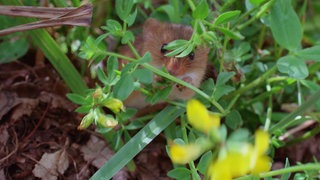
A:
32,149,69,180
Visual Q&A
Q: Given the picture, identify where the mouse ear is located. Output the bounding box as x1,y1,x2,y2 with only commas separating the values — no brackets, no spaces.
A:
142,18,165,39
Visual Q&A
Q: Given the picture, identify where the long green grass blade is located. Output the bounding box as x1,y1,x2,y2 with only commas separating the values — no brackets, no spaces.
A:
91,105,185,180
1,0,87,94
270,89,320,133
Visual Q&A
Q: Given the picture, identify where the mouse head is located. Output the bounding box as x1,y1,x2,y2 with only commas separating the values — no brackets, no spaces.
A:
142,18,209,79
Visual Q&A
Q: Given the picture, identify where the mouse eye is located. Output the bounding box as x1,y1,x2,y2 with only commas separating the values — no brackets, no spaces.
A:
188,51,195,60
160,44,167,54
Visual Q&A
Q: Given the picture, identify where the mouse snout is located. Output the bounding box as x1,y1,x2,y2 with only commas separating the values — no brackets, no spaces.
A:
166,58,185,76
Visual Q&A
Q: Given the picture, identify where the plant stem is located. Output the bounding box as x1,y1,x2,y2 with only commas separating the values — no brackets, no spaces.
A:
237,0,275,30
103,51,226,114
270,89,320,133
187,0,196,11
128,41,141,59
181,116,200,180
286,125,320,145
259,163,320,178
234,163,320,180
226,66,277,99
265,83,272,131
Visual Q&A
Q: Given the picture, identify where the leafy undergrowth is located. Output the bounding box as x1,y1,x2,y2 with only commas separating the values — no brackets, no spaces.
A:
1,0,320,180
0,58,174,179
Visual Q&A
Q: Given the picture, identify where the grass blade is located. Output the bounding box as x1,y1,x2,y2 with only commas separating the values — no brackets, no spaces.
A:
91,105,185,180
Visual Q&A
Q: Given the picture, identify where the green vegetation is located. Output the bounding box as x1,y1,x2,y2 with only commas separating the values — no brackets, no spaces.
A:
1,0,320,179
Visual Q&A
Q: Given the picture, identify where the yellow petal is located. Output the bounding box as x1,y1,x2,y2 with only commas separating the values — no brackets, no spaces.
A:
255,130,269,155
187,99,220,133
208,113,221,128
104,98,125,113
169,143,200,164
209,159,232,180
226,152,251,177
97,114,118,128
251,155,271,175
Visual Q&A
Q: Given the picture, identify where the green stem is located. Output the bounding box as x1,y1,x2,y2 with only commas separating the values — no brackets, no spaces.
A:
128,41,141,59
219,34,229,73
226,66,277,99
286,125,320,146
181,116,200,180
103,51,226,114
143,63,226,114
264,83,272,131
220,0,237,12
187,0,196,11
237,0,275,30
270,89,320,133
260,164,320,178
234,163,320,180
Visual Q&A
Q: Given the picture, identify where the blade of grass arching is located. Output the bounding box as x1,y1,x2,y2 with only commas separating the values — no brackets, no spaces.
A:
1,0,87,94
270,89,320,133
91,106,185,180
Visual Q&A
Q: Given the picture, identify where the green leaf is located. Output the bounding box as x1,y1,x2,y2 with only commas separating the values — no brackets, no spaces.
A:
157,4,180,23
66,93,86,105
75,105,92,113
225,110,243,129
126,120,145,130
116,0,134,21
118,108,137,121
165,39,189,50
147,86,172,104
214,85,235,101
267,0,302,51
249,0,264,5
228,128,249,142
165,43,189,57
0,38,29,64
175,44,194,58
113,74,135,100
197,151,212,174
121,31,135,44
107,56,119,81
133,68,153,84
125,8,137,26
201,78,215,93
102,19,122,36
167,167,191,179
214,26,244,40
216,72,235,86
91,106,184,179
296,45,320,61
214,10,241,26
192,0,209,20
138,52,152,63
96,67,109,85
277,55,309,79
280,158,291,180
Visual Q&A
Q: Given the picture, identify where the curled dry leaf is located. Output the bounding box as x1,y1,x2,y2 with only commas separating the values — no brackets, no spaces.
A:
32,149,69,180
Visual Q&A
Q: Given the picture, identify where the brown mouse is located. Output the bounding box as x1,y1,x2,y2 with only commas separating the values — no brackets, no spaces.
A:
119,18,209,109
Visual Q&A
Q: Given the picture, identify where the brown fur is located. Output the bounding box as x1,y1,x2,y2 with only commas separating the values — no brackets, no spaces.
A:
120,18,209,109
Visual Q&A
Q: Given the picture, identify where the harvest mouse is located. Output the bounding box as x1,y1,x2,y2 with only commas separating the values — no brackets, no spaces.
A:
119,18,209,109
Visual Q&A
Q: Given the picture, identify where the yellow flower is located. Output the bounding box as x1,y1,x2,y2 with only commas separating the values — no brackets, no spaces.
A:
103,98,125,113
186,99,220,133
169,143,201,164
250,129,271,174
208,130,271,179
97,114,118,128
78,110,94,130
209,145,252,180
